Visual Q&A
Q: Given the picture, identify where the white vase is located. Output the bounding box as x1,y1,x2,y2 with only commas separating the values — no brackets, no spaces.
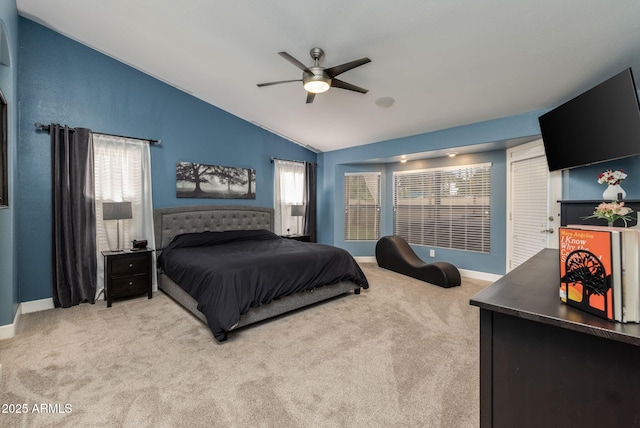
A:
603,184,626,201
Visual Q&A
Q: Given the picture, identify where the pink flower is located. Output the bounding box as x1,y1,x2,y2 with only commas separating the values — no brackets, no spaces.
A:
589,201,634,225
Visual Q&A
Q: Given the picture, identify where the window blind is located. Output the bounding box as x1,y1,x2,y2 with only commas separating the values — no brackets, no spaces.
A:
344,172,381,241
393,163,491,253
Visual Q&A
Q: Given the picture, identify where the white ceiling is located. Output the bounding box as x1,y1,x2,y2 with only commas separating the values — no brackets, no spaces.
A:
16,0,640,153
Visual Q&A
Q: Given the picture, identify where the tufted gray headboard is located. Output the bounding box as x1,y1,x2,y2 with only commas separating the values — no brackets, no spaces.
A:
154,205,274,250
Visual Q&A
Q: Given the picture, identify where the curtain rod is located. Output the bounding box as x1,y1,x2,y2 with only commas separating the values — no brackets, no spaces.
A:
34,123,161,145
271,157,317,166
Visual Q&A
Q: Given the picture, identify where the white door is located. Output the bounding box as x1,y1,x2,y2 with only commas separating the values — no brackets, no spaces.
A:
506,140,562,272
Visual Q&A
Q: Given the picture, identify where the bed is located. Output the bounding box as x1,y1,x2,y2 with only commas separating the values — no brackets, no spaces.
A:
154,205,368,341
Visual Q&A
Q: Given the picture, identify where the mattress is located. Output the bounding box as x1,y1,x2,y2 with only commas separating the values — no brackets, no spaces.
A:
158,229,369,340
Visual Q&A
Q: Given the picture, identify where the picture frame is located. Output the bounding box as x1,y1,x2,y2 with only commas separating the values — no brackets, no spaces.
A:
176,161,256,199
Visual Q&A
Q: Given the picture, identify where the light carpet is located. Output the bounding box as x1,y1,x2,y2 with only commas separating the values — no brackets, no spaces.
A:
0,263,490,428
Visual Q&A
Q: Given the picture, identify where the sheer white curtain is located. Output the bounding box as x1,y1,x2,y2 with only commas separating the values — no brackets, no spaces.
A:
274,159,305,235
94,134,156,300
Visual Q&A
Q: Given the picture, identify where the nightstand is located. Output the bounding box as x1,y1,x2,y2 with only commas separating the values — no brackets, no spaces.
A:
102,248,153,307
281,234,311,242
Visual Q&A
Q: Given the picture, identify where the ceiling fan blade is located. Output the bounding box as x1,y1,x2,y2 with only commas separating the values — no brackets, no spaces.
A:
306,92,316,104
325,57,371,78
331,78,368,94
257,79,301,87
278,52,313,73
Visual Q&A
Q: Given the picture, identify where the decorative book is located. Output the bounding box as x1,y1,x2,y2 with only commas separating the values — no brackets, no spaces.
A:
559,227,618,321
566,225,640,323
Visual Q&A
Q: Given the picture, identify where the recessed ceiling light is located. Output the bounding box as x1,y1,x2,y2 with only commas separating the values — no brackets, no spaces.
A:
375,97,395,107
446,152,458,158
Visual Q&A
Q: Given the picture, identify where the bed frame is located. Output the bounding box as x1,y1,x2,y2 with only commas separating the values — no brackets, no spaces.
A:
153,205,362,338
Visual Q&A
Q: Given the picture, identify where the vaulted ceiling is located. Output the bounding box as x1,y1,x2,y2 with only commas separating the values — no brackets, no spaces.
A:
16,0,640,153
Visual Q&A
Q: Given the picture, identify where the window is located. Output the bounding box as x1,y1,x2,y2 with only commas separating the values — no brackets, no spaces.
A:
393,163,491,253
344,172,381,241
274,159,305,235
94,133,155,298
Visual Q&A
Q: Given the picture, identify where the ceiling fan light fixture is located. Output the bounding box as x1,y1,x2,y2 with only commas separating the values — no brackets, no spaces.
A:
303,76,331,94
258,48,369,103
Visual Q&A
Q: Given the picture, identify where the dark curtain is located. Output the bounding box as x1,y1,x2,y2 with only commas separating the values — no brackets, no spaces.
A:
303,161,317,242
51,124,97,307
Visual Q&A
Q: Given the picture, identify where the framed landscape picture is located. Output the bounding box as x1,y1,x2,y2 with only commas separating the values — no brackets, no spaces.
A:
176,161,256,199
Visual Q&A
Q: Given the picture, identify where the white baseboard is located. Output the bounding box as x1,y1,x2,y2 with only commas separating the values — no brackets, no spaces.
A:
458,269,502,283
0,298,54,340
21,298,54,314
0,306,20,340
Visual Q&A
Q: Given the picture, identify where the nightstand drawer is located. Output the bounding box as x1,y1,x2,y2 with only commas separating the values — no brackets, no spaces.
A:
111,274,149,295
110,254,149,276
102,248,154,307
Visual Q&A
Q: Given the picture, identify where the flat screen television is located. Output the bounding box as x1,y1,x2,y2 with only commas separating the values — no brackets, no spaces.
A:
539,67,640,171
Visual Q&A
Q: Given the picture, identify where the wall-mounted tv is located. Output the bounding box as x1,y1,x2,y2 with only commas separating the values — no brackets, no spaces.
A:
539,68,640,171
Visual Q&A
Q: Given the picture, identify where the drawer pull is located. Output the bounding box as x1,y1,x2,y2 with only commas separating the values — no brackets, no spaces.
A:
128,281,133,286
128,263,133,268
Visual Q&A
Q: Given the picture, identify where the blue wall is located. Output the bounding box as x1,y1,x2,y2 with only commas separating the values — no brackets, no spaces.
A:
318,113,542,275
5,11,640,328
0,2,19,326
564,156,640,200
17,18,316,303
318,116,640,275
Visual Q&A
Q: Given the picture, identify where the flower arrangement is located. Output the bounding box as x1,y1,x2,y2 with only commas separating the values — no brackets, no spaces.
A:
597,169,627,186
585,201,634,226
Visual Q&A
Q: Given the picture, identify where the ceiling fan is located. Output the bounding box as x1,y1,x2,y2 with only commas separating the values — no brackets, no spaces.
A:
257,47,371,103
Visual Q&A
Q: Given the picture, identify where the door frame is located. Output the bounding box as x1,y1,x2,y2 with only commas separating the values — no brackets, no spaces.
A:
506,139,562,272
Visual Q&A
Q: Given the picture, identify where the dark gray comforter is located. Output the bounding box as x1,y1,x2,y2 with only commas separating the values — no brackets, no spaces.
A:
157,229,368,340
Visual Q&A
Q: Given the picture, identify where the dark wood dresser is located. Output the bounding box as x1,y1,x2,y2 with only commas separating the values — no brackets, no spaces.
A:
470,249,640,427
559,199,640,226
102,248,153,307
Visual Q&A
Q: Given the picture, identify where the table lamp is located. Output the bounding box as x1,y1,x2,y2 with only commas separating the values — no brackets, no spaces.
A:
290,204,304,235
102,201,132,251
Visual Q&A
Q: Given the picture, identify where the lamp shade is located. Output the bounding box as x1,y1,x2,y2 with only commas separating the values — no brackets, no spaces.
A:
102,201,132,220
291,204,305,217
